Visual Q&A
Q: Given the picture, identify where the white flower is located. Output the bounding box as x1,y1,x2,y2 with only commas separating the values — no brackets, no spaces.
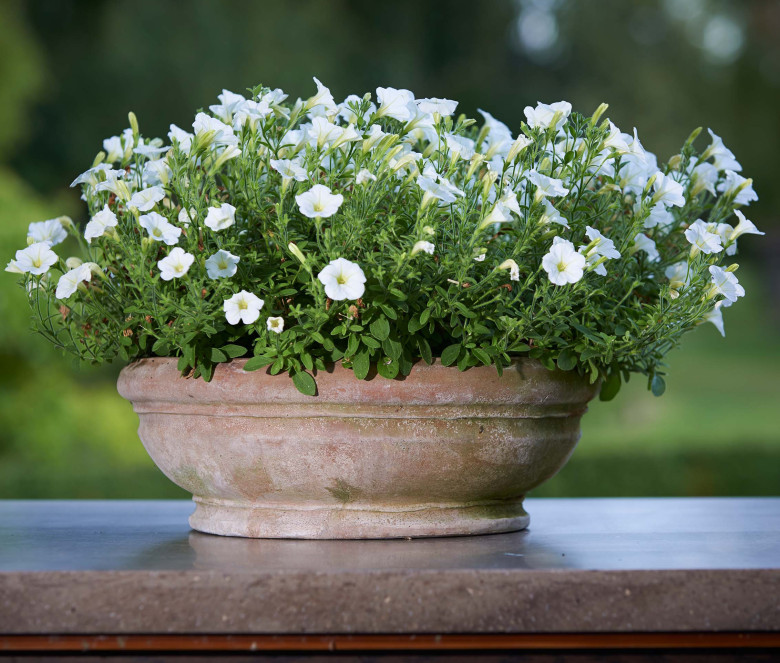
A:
703,301,727,337
499,188,522,217
338,94,376,124
690,162,719,196
305,116,343,148
270,158,308,183
266,316,285,334
444,133,475,161
139,212,181,246
717,170,758,206
94,169,132,200
208,89,247,122
542,237,586,285
417,98,457,116
157,247,194,281
28,219,68,246
296,184,343,218
305,77,337,113
233,99,272,130
481,202,513,228
506,134,532,161
178,207,196,226
12,242,58,275
134,143,170,159
704,129,742,172
633,233,660,262
685,219,722,255
603,121,631,153
356,168,377,185
498,258,520,281
708,265,744,303
730,210,764,243
168,124,194,153
416,167,465,205
523,101,572,131
642,203,675,230
317,258,366,301
144,158,172,186
665,261,690,290
192,112,237,148
362,124,389,152
55,264,92,299
652,172,685,208
478,109,514,159
581,226,621,275
205,249,240,279
84,205,118,243
376,87,415,122
224,290,264,325
539,199,569,228
129,186,165,211
411,240,435,256
204,204,237,231
527,169,569,198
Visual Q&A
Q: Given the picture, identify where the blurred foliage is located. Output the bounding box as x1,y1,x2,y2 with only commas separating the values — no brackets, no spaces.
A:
0,0,777,498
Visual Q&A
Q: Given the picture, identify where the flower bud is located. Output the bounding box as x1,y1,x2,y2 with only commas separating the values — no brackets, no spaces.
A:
288,242,307,265
668,154,683,171
465,153,485,180
506,135,532,162
57,216,74,229
590,103,609,126
92,151,106,167
128,111,139,141
726,263,739,273
65,257,83,270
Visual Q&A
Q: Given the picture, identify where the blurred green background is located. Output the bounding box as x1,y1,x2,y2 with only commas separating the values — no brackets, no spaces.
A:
1,0,778,498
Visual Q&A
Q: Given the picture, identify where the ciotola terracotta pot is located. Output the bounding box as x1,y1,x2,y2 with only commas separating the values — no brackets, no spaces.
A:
118,357,598,539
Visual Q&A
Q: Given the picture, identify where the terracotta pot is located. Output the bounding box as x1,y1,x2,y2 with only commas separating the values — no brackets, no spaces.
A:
117,357,598,539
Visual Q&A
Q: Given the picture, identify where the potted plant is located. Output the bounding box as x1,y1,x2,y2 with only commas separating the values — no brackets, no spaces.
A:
6,80,762,538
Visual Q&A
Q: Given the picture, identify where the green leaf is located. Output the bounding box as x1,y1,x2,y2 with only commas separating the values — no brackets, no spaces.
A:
152,338,170,355
420,308,431,325
417,337,432,365
292,371,317,396
352,351,370,380
457,351,471,371
346,334,360,357
376,357,399,379
556,349,577,372
243,355,274,372
210,347,228,363
370,317,390,341
379,304,397,320
301,353,314,371
270,357,284,375
599,372,621,401
472,348,491,366
408,316,423,334
441,344,461,367
221,344,247,358
382,337,402,360
651,374,666,397
361,335,381,349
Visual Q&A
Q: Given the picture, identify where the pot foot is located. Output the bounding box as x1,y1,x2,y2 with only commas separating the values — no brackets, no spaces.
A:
189,496,530,539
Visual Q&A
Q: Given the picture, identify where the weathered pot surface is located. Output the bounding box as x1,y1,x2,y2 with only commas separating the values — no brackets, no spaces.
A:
117,358,599,539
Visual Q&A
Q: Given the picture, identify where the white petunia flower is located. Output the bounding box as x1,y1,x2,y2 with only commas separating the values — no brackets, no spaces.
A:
55,264,92,299
411,240,435,256
417,97,457,116
338,94,376,124
157,247,194,281
306,77,337,113
527,169,569,198
730,210,764,244
633,233,660,262
580,226,621,275
129,186,165,212
12,242,58,275
356,168,377,185
708,266,745,303
717,170,758,206
270,158,308,183
305,116,343,148
642,203,675,230
506,134,532,162
266,316,285,334
192,112,237,148
28,219,68,246
665,262,690,291
233,99,272,130
524,101,572,131
178,207,196,226
209,89,247,122
704,129,742,172
498,258,520,281
690,162,719,196
542,237,586,285
651,172,685,208
685,219,722,255
204,204,237,231
603,121,631,153
444,133,475,161
144,158,172,187
84,205,118,243
416,166,465,206
702,300,727,337
317,258,366,301
134,143,170,159
168,124,194,153
205,249,240,279
478,109,514,159
139,212,181,246
296,184,343,218
224,290,264,325
376,87,415,122
539,199,569,228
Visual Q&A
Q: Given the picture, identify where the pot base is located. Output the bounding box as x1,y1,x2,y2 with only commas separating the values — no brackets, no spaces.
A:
189,496,530,539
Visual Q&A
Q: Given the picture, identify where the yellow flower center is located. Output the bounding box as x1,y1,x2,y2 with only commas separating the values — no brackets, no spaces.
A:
238,300,248,310
336,273,347,285
557,260,567,272
313,201,324,212
33,258,42,268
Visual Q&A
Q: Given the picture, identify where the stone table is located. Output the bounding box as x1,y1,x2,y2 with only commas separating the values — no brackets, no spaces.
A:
0,497,778,661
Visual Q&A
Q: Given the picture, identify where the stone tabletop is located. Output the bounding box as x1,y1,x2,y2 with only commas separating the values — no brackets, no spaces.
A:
1,498,778,634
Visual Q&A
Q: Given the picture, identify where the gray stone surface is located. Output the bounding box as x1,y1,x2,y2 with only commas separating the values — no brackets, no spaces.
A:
0,498,778,634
